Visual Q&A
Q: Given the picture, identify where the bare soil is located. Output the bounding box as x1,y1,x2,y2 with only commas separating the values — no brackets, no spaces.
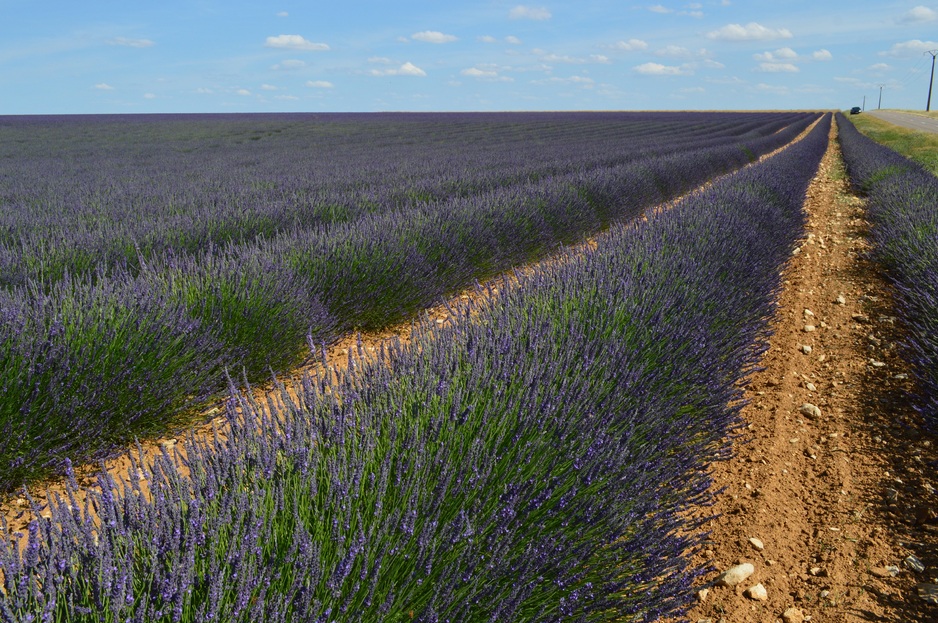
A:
683,120,937,622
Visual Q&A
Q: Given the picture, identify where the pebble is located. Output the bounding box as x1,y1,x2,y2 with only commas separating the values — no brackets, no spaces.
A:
905,555,925,573
697,588,709,602
716,562,755,587
869,566,899,578
870,360,885,368
783,607,805,623
852,313,870,323
745,583,768,601
805,382,816,392
835,294,846,305
800,403,822,420
918,583,938,604
804,309,814,317
809,567,823,576
749,537,765,551
803,325,816,332
801,344,813,354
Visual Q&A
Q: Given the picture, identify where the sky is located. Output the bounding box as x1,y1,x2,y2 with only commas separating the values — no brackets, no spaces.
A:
1,0,937,114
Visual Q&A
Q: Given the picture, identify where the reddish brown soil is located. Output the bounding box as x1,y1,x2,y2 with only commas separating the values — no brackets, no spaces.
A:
683,120,937,622
2,119,936,619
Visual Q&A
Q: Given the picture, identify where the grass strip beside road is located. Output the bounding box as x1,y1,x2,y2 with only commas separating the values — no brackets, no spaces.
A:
846,112,938,176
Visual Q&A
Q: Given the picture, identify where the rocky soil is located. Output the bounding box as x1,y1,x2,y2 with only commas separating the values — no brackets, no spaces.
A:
683,121,937,622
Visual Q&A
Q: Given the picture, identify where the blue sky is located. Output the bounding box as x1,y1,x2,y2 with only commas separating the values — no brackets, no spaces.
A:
2,0,937,114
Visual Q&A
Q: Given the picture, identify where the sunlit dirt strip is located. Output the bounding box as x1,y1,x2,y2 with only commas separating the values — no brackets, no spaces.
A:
682,119,937,622
0,116,825,553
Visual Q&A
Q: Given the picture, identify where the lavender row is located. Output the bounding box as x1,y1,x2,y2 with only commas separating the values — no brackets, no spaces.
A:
0,113,819,490
0,114,831,622
837,113,938,430
0,112,814,289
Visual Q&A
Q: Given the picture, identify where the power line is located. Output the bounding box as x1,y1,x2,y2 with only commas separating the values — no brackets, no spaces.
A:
890,55,929,91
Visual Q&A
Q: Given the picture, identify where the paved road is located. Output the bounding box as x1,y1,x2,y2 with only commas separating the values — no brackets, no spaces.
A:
864,109,938,134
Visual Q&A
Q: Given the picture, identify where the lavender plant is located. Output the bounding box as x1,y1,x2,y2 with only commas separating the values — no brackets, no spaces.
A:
838,113,938,430
0,112,820,490
0,115,831,621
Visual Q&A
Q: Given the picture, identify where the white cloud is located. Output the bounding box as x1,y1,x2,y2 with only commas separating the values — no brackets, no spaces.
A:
272,59,306,70
306,80,334,88
462,67,496,78
649,4,702,17
532,75,595,86
509,5,552,20
505,35,522,44
537,51,611,64
679,86,706,93
900,5,937,22
236,88,251,96
812,49,832,61
881,39,938,56
369,62,427,77
264,35,329,51
695,58,726,69
261,84,277,91
706,22,793,41
94,83,114,90
108,37,154,48
368,57,393,64
275,95,299,100
609,39,649,52
461,67,514,81
276,11,288,17
196,87,213,94
657,45,692,58
411,30,457,44
478,35,497,43
143,93,156,99
758,62,799,73
754,47,798,62
755,82,790,95
634,62,690,75
869,62,890,71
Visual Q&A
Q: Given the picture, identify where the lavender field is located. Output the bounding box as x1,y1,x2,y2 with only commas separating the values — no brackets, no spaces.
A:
0,112,831,621
0,111,820,490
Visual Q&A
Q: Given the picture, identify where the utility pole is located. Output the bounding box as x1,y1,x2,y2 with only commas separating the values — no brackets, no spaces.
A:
927,50,938,111
862,95,866,111
878,84,883,109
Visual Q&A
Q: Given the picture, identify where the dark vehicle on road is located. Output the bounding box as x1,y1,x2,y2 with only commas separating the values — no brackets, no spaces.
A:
850,106,861,114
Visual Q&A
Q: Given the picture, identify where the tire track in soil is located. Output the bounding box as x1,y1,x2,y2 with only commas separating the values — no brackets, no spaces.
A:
683,119,937,622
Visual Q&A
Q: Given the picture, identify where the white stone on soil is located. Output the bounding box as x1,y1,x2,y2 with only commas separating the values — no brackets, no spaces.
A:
783,607,805,623
716,562,755,587
800,403,821,419
745,583,768,601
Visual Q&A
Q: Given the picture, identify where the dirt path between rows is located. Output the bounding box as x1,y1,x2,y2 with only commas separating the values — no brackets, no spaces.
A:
683,120,937,621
